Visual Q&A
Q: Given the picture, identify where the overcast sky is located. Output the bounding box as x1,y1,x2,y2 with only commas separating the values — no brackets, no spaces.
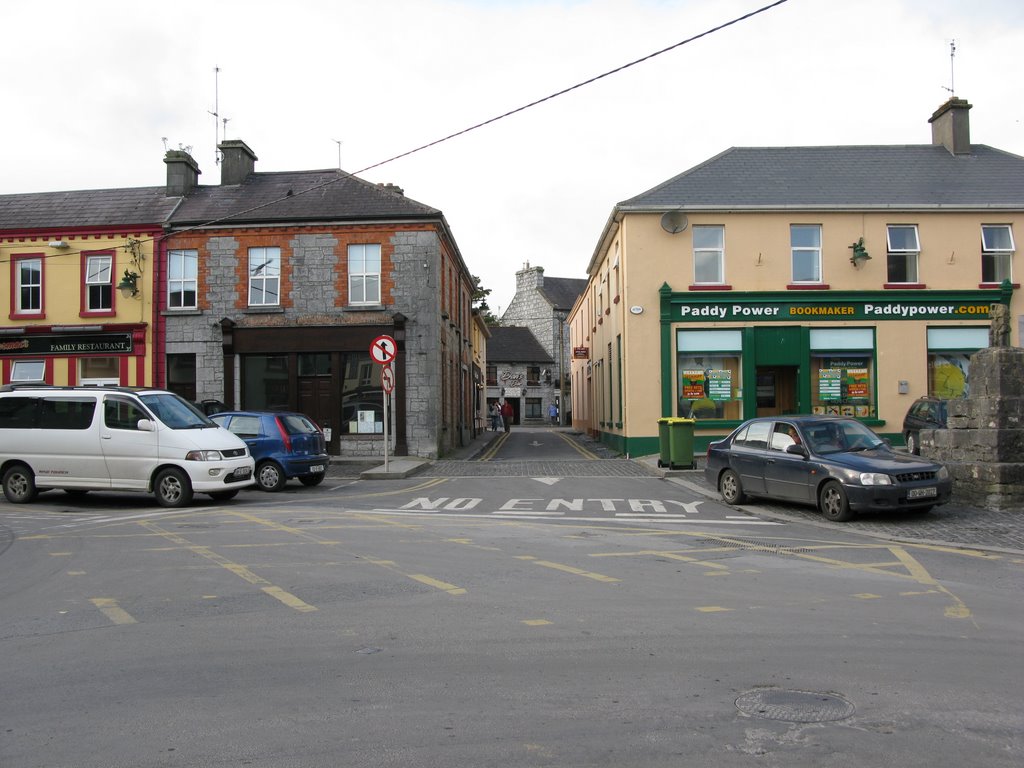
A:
2,0,1022,315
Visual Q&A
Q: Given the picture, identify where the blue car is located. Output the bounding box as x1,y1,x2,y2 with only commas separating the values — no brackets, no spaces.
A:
704,415,952,522
211,411,329,491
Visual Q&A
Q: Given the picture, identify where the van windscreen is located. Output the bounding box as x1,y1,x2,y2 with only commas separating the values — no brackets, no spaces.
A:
138,392,215,430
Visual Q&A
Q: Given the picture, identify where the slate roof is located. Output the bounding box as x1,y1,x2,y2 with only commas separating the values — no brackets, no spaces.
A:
169,169,441,225
539,276,588,312
620,145,1024,211
487,326,553,364
0,186,181,230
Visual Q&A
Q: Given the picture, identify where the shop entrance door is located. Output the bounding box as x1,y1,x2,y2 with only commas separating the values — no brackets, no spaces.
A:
298,377,335,449
755,366,798,417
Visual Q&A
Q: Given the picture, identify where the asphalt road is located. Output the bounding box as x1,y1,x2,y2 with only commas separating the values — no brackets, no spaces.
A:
2,430,1022,767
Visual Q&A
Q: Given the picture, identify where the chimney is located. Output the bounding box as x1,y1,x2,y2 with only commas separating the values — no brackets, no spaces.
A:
377,182,405,196
516,264,545,292
929,97,972,155
219,139,258,185
164,150,201,196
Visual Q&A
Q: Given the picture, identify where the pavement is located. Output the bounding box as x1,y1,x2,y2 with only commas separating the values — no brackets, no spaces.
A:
325,427,1024,556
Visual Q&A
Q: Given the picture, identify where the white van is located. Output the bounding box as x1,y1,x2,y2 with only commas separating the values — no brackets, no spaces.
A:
0,385,255,507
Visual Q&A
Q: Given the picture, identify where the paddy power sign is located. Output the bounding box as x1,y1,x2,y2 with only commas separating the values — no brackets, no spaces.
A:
675,299,993,323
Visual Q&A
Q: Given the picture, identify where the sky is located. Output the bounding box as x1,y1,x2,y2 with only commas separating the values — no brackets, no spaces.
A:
2,0,1022,316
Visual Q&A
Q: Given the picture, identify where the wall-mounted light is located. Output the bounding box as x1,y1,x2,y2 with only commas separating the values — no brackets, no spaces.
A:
48,240,69,249
117,269,140,298
849,237,871,266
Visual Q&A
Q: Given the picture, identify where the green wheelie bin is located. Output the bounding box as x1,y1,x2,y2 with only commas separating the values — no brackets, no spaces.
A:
657,417,695,469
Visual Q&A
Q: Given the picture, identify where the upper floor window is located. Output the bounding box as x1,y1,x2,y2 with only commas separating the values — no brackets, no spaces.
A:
981,225,1015,284
168,249,198,309
348,243,381,305
886,224,920,283
248,246,280,306
790,225,821,283
693,225,724,284
83,252,113,313
12,255,43,317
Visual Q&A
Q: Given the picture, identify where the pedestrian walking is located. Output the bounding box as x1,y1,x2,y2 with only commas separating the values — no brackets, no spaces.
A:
548,402,558,425
490,402,502,432
501,400,514,433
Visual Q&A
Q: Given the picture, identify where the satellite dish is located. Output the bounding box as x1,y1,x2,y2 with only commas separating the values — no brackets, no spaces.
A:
660,211,689,234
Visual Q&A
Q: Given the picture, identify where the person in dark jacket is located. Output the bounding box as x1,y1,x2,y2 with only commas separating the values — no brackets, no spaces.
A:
501,400,514,433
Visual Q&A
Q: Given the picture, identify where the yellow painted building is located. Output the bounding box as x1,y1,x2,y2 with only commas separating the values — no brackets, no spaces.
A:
0,187,178,387
570,98,1023,455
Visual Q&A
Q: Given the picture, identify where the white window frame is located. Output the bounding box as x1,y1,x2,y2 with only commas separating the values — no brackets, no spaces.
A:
348,244,381,305
167,249,199,310
248,246,281,307
79,357,120,386
16,257,43,314
886,224,920,284
85,254,113,311
692,225,725,284
790,225,822,283
11,360,45,382
981,225,1015,284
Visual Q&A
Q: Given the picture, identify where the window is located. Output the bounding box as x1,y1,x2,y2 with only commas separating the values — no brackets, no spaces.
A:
790,225,821,283
981,225,1015,284
168,249,198,309
809,328,875,418
248,247,281,306
11,360,45,382
84,253,113,312
886,225,920,284
242,355,289,410
13,255,43,316
527,365,541,386
693,225,724,284
927,327,988,398
80,357,120,386
486,364,497,386
104,398,148,431
166,354,196,402
348,244,381,305
525,398,542,419
676,329,743,420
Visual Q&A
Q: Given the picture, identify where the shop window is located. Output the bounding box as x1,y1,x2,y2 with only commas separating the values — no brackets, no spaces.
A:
248,247,281,306
693,225,724,284
809,328,875,418
926,327,988,398
242,355,289,410
790,225,822,283
886,225,920,284
11,360,45,382
12,255,43,317
166,354,197,402
168,250,198,309
525,398,543,419
676,329,743,420
84,253,113,312
80,357,120,386
981,225,1014,284
348,244,381,305
341,352,382,434
298,353,331,376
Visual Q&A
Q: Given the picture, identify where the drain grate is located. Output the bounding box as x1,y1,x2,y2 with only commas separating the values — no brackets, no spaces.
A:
735,688,855,723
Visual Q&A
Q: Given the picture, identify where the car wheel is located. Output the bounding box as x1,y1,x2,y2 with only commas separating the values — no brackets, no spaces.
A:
719,469,747,504
906,432,919,455
207,490,239,501
154,467,194,508
255,461,287,492
819,480,855,522
299,472,326,487
2,464,38,504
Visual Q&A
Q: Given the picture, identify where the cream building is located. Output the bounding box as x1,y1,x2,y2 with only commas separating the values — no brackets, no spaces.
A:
570,98,1023,456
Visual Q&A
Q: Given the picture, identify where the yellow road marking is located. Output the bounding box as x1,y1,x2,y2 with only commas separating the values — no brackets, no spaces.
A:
696,606,732,613
531,560,620,583
522,619,552,626
261,586,317,612
854,593,883,599
90,598,137,625
556,432,600,459
49,552,72,557
408,574,466,595
479,432,510,461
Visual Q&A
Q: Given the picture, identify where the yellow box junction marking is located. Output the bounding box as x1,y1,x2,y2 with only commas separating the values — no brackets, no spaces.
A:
408,574,466,595
90,598,137,625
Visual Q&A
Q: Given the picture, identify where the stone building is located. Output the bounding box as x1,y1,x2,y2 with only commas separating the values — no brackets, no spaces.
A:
485,326,553,426
500,264,586,424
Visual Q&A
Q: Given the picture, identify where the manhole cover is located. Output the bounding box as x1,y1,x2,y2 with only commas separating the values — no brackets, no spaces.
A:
735,689,855,723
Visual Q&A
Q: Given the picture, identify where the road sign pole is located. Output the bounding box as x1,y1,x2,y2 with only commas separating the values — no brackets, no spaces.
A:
370,337,398,474
383,374,390,473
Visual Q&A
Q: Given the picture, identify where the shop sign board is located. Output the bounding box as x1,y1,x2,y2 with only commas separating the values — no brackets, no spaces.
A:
0,333,133,356
673,298,994,323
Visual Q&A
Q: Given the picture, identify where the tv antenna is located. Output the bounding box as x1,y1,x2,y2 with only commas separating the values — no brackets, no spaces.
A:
942,40,956,96
209,66,230,164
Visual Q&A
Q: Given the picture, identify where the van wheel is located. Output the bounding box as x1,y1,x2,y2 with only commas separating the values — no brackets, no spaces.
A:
719,469,747,504
906,432,919,455
819,480,855,522
154,468,193,508
255,461,286,492
2,464,38,504
299,472,326,487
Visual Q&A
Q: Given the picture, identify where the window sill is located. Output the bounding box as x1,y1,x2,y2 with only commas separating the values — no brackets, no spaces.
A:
243,306,284,314
883,283,925,289
978,283,1020,289
79,310,116,318
9,312,45,321
688,284,733,291
162,308,203,316
786,283,830,290
343,304,387,312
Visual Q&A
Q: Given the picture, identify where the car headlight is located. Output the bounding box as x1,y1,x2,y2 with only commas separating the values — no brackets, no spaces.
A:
859,472,893,486
186,450,224,461
937,465,949,480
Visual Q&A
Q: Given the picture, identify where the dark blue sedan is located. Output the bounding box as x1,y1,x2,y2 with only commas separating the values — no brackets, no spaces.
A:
704,416,952,521
211,411,329,491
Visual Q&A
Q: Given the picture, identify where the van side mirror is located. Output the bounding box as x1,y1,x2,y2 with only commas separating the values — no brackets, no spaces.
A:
136,419,156,432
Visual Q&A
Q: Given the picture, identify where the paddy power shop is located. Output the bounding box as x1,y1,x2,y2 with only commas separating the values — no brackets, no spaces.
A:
660,286,1005,447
